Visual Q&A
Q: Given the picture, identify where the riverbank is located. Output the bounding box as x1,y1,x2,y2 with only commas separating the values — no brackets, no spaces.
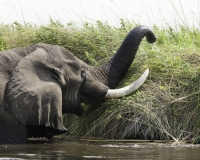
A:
1,20,200,143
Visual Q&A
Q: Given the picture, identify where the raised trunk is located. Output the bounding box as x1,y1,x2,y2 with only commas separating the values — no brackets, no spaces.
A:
96,25,156,89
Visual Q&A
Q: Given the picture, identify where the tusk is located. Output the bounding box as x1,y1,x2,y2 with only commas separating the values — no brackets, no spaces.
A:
105,69,149,98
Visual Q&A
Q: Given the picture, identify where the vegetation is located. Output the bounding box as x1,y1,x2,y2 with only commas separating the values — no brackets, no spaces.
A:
1,20,200,143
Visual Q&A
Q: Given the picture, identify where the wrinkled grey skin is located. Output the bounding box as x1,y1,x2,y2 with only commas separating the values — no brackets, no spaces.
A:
0,25,156,144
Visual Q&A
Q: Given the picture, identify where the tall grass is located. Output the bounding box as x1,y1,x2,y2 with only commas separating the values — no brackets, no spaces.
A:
1,20,200,143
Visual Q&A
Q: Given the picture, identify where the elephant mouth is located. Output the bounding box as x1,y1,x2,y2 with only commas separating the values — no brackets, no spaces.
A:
75,98,84,116
76,69,149,115
79,95,92,104
79,94,102,104
63,95,84,116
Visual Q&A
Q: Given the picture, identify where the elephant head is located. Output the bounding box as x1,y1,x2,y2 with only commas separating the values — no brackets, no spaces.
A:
3,25,156,138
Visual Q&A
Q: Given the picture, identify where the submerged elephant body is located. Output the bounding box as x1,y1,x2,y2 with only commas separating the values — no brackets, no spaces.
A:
0,25,156,144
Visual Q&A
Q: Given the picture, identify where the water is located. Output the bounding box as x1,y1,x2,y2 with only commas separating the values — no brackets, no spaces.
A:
0,139,200,160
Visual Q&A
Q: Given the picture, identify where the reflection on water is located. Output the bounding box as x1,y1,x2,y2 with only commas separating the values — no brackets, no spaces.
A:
0,139,200,159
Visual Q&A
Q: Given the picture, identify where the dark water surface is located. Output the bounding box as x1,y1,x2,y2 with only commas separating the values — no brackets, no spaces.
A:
0,139,200,159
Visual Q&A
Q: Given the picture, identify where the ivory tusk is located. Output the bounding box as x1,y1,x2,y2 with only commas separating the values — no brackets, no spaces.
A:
105,69,149,98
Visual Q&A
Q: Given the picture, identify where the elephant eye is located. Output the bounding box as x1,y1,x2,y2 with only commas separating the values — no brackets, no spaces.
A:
81,70,86,79
51,68,61,81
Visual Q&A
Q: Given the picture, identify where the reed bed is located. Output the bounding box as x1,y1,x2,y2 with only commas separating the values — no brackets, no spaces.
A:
1,20,200,143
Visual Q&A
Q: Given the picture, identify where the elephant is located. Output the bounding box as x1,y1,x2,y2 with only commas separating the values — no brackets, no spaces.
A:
0,25,156,144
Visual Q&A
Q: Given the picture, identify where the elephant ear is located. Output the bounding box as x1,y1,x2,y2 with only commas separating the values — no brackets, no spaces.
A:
5,47,66,131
